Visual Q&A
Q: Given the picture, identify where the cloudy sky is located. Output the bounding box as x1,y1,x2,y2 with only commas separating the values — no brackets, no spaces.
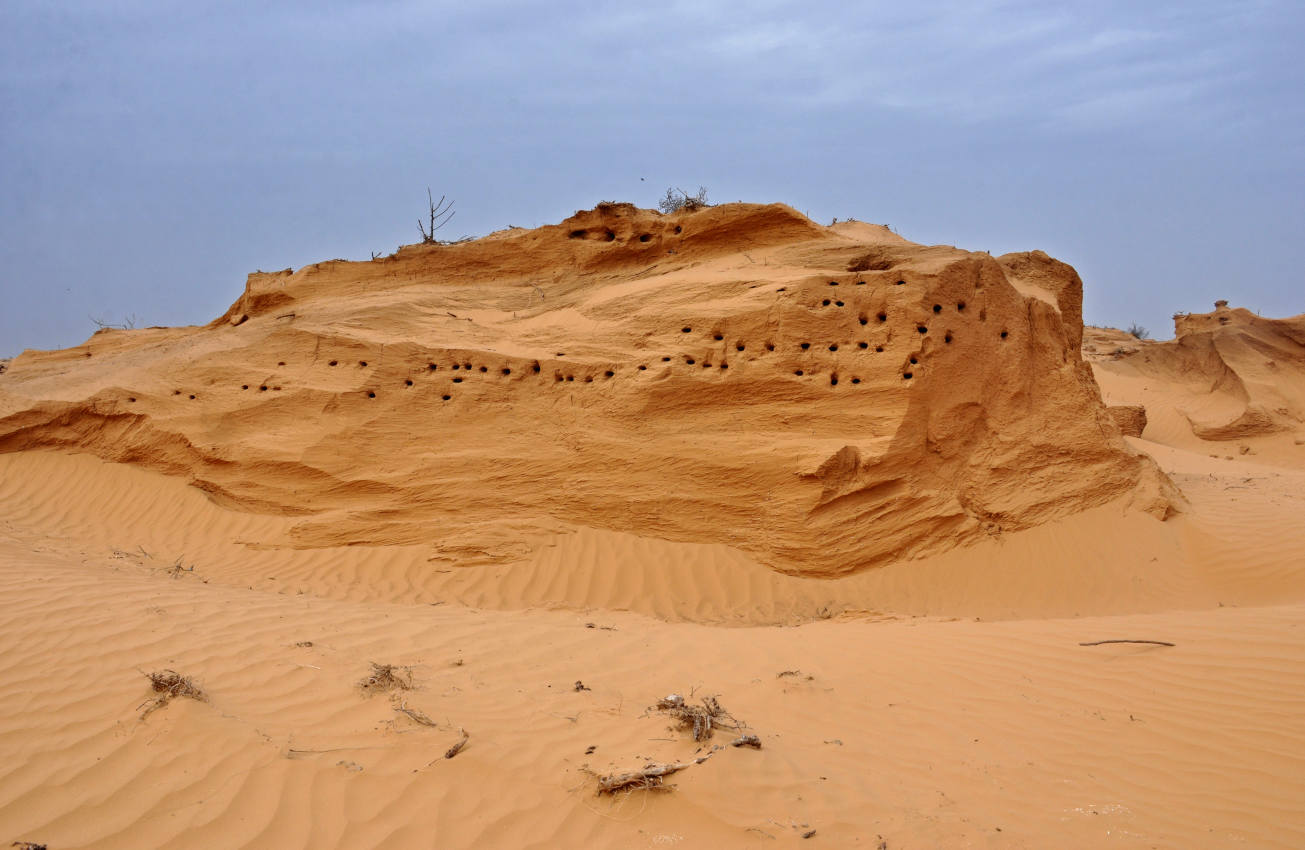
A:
2,0,1302,355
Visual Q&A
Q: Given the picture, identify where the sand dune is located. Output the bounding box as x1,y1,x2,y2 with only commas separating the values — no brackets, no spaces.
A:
0,203,1176,577
1,206,1303,848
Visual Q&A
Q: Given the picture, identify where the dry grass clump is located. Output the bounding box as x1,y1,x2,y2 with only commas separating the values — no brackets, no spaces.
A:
655,693,742,742
358,662,414,695
139,669,207,718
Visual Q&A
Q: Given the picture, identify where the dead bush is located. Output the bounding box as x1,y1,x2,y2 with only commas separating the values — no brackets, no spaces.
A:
358,662,413,695
139,669,207,718
655,693,743,742
657,186,709,214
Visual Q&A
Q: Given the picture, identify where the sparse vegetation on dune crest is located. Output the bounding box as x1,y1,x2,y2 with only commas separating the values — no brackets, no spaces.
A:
657,186,710,213
417,189,456,244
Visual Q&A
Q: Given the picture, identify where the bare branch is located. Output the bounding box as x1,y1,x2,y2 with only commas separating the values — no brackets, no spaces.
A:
418,188,457,243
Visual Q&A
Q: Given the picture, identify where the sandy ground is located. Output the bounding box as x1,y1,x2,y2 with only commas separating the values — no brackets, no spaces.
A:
1,443,1303,849
1,210,1303,848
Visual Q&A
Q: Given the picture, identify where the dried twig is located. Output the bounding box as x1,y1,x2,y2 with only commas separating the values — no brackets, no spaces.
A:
395,704,438,727
594,752,713,795
164,557,195,579
444,727,469,759
90,313,137,331
1079,639,1175,647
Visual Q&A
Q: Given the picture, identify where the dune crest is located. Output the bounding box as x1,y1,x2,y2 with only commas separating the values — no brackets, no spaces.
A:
0,203,1174,575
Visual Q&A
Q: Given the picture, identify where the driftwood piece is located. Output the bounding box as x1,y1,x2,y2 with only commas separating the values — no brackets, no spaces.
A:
1079,639,1175,647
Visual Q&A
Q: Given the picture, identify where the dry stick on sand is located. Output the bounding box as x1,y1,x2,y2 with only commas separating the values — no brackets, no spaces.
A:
139,669,207,719
165,558,194,579
594,753,714,795
1079,639,1175,647
395,703,438,727
444,728,469,759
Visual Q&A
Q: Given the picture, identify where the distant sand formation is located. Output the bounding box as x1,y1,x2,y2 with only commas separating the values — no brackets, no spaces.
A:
0,202,1177,576
1087,303,1305,448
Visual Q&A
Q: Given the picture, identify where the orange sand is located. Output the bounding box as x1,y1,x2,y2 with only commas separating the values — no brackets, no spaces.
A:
0,205,1302,848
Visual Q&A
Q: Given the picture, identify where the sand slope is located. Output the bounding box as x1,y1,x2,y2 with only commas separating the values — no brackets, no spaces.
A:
0,454,1303,848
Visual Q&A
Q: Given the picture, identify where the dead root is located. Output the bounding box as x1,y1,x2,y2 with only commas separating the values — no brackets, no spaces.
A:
655,693,743,742
358,662,414,695
592,753,714,795
139,669,207,719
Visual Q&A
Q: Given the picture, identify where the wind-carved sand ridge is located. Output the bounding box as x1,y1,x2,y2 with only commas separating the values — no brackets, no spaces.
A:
0,202,1177,577
1088,302,1305,456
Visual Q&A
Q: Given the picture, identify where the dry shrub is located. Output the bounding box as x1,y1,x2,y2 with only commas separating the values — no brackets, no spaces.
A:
358,662,413,695
655,694,742,742
657,186,709,214
140,669,206,718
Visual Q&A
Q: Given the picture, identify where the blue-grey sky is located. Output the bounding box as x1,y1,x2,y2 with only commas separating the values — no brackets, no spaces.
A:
2,0,1302,356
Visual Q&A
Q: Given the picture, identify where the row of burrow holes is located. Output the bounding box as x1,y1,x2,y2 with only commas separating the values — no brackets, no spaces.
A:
568,224,683,241
121,288,1011,404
